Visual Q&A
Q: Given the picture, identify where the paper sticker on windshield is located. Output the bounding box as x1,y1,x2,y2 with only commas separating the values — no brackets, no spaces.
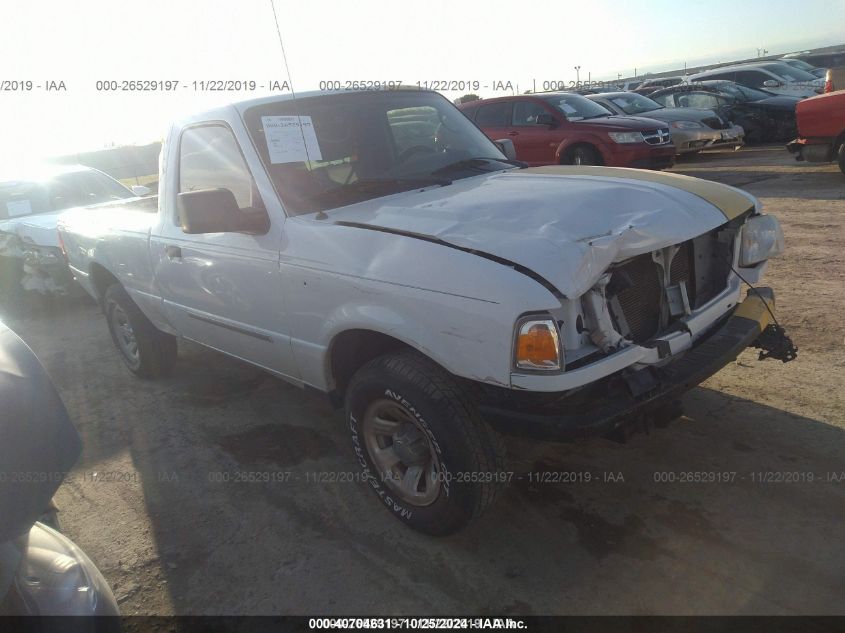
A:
262,116,322,164
6,200,32,217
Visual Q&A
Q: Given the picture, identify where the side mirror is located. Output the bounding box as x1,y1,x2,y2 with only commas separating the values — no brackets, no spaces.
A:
535,113,557,127
762,79,781,88
131,184,152,197
177,189,266,234
493,139,518,160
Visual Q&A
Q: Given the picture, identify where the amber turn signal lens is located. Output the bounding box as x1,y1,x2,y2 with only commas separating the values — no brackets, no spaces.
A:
515,319,561,370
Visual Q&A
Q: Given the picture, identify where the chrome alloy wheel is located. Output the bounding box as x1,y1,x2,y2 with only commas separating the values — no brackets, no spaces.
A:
362,399,441,506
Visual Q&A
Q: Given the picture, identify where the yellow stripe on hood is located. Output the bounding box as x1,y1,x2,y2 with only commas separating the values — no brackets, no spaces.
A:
520,166,754,220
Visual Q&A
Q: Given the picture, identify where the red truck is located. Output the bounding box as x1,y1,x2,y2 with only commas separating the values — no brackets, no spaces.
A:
787,90,845,174
458,93,676,169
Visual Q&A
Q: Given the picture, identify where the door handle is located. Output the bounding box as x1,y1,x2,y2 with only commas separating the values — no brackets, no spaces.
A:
507,131,519,136
165,245,182,260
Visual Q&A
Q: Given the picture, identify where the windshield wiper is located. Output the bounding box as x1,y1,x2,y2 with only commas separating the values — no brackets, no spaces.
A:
432,157,526,177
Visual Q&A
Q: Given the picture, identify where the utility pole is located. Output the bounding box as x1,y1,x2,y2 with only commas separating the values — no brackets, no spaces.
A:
574,65,581,85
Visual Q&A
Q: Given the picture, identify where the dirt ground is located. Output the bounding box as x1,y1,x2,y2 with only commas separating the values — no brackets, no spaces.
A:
4,145,844,616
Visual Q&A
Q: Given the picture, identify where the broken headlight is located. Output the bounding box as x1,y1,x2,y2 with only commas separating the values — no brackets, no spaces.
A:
739,215,784,267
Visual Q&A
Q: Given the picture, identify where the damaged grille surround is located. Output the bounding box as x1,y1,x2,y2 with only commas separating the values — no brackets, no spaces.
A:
581,219,740,354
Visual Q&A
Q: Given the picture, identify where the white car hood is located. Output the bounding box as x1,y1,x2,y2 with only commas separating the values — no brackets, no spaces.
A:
326,167,755,298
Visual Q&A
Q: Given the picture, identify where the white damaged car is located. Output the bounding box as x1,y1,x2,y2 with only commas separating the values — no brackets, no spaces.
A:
57,89,795,534
0,165,149,297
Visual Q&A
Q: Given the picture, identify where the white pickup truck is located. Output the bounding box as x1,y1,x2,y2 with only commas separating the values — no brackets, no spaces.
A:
58,88,793,535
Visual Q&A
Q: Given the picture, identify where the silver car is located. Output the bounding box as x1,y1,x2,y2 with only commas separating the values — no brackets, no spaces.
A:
587,92,744,154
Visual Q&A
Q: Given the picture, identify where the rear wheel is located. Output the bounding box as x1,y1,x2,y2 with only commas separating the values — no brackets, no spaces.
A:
345,352,506,535
104,283,177,378
567,145,601,166
837,143,845,175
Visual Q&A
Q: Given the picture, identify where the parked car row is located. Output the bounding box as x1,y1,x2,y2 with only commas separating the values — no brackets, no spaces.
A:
584,92,743,153
458,93,676,168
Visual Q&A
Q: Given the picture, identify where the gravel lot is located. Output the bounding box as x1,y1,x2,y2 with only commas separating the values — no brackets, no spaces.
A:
4,145,844,616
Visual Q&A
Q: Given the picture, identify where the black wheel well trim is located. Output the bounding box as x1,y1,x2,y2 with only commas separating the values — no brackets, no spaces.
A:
88,262,120,305
561,142,604,165
327,329,415,404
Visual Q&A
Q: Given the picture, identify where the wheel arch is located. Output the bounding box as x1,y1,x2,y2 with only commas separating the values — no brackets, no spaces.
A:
556,139,607,165
88,262,120,305
326,328,420,404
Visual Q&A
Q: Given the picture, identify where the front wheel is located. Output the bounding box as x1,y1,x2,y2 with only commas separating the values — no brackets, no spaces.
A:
345,352,506,535
837,143,845,176
104,283,177,378
567,145,601,166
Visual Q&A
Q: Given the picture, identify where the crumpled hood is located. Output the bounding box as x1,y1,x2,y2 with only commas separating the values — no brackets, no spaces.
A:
0,212,65,248
327,166,756,298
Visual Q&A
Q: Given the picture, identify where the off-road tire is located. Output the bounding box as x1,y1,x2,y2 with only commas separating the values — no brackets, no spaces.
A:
837,143,845,176
104,283,177,379
345,351,506,536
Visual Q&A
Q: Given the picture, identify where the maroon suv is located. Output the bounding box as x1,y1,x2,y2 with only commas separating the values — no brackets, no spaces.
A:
458,93,676,169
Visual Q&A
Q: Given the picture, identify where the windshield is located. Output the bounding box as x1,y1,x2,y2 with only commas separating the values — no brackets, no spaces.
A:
607,93,662,114
707,81,773,101
0,169,133,220
761,63,818,82
244,91,511,216
542,94,612,120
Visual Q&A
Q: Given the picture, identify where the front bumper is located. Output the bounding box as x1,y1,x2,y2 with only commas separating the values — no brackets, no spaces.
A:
674,125,745,153
481,288,780,441
786,137,833,163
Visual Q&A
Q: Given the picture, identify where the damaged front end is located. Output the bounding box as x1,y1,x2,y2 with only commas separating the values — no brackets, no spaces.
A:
481,210,796,442
0,232,73,296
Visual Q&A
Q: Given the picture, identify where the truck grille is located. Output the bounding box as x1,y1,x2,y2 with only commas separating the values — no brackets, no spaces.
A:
608,238,725,345
643,128,672,145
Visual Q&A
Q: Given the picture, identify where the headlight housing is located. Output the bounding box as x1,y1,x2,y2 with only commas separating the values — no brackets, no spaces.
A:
671,120,705,129
514,317,562,371
739,214,784,266
15,523,120,615
607,131,644,144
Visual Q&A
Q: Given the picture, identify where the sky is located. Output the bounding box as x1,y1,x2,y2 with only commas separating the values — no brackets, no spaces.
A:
0,0,842,162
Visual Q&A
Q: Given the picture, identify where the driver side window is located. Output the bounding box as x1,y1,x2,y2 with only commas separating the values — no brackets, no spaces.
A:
650,93,674,107
178,124,265,218
512,101,550,126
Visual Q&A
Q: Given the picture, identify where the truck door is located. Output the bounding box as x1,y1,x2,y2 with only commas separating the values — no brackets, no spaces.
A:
151,122,300,382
